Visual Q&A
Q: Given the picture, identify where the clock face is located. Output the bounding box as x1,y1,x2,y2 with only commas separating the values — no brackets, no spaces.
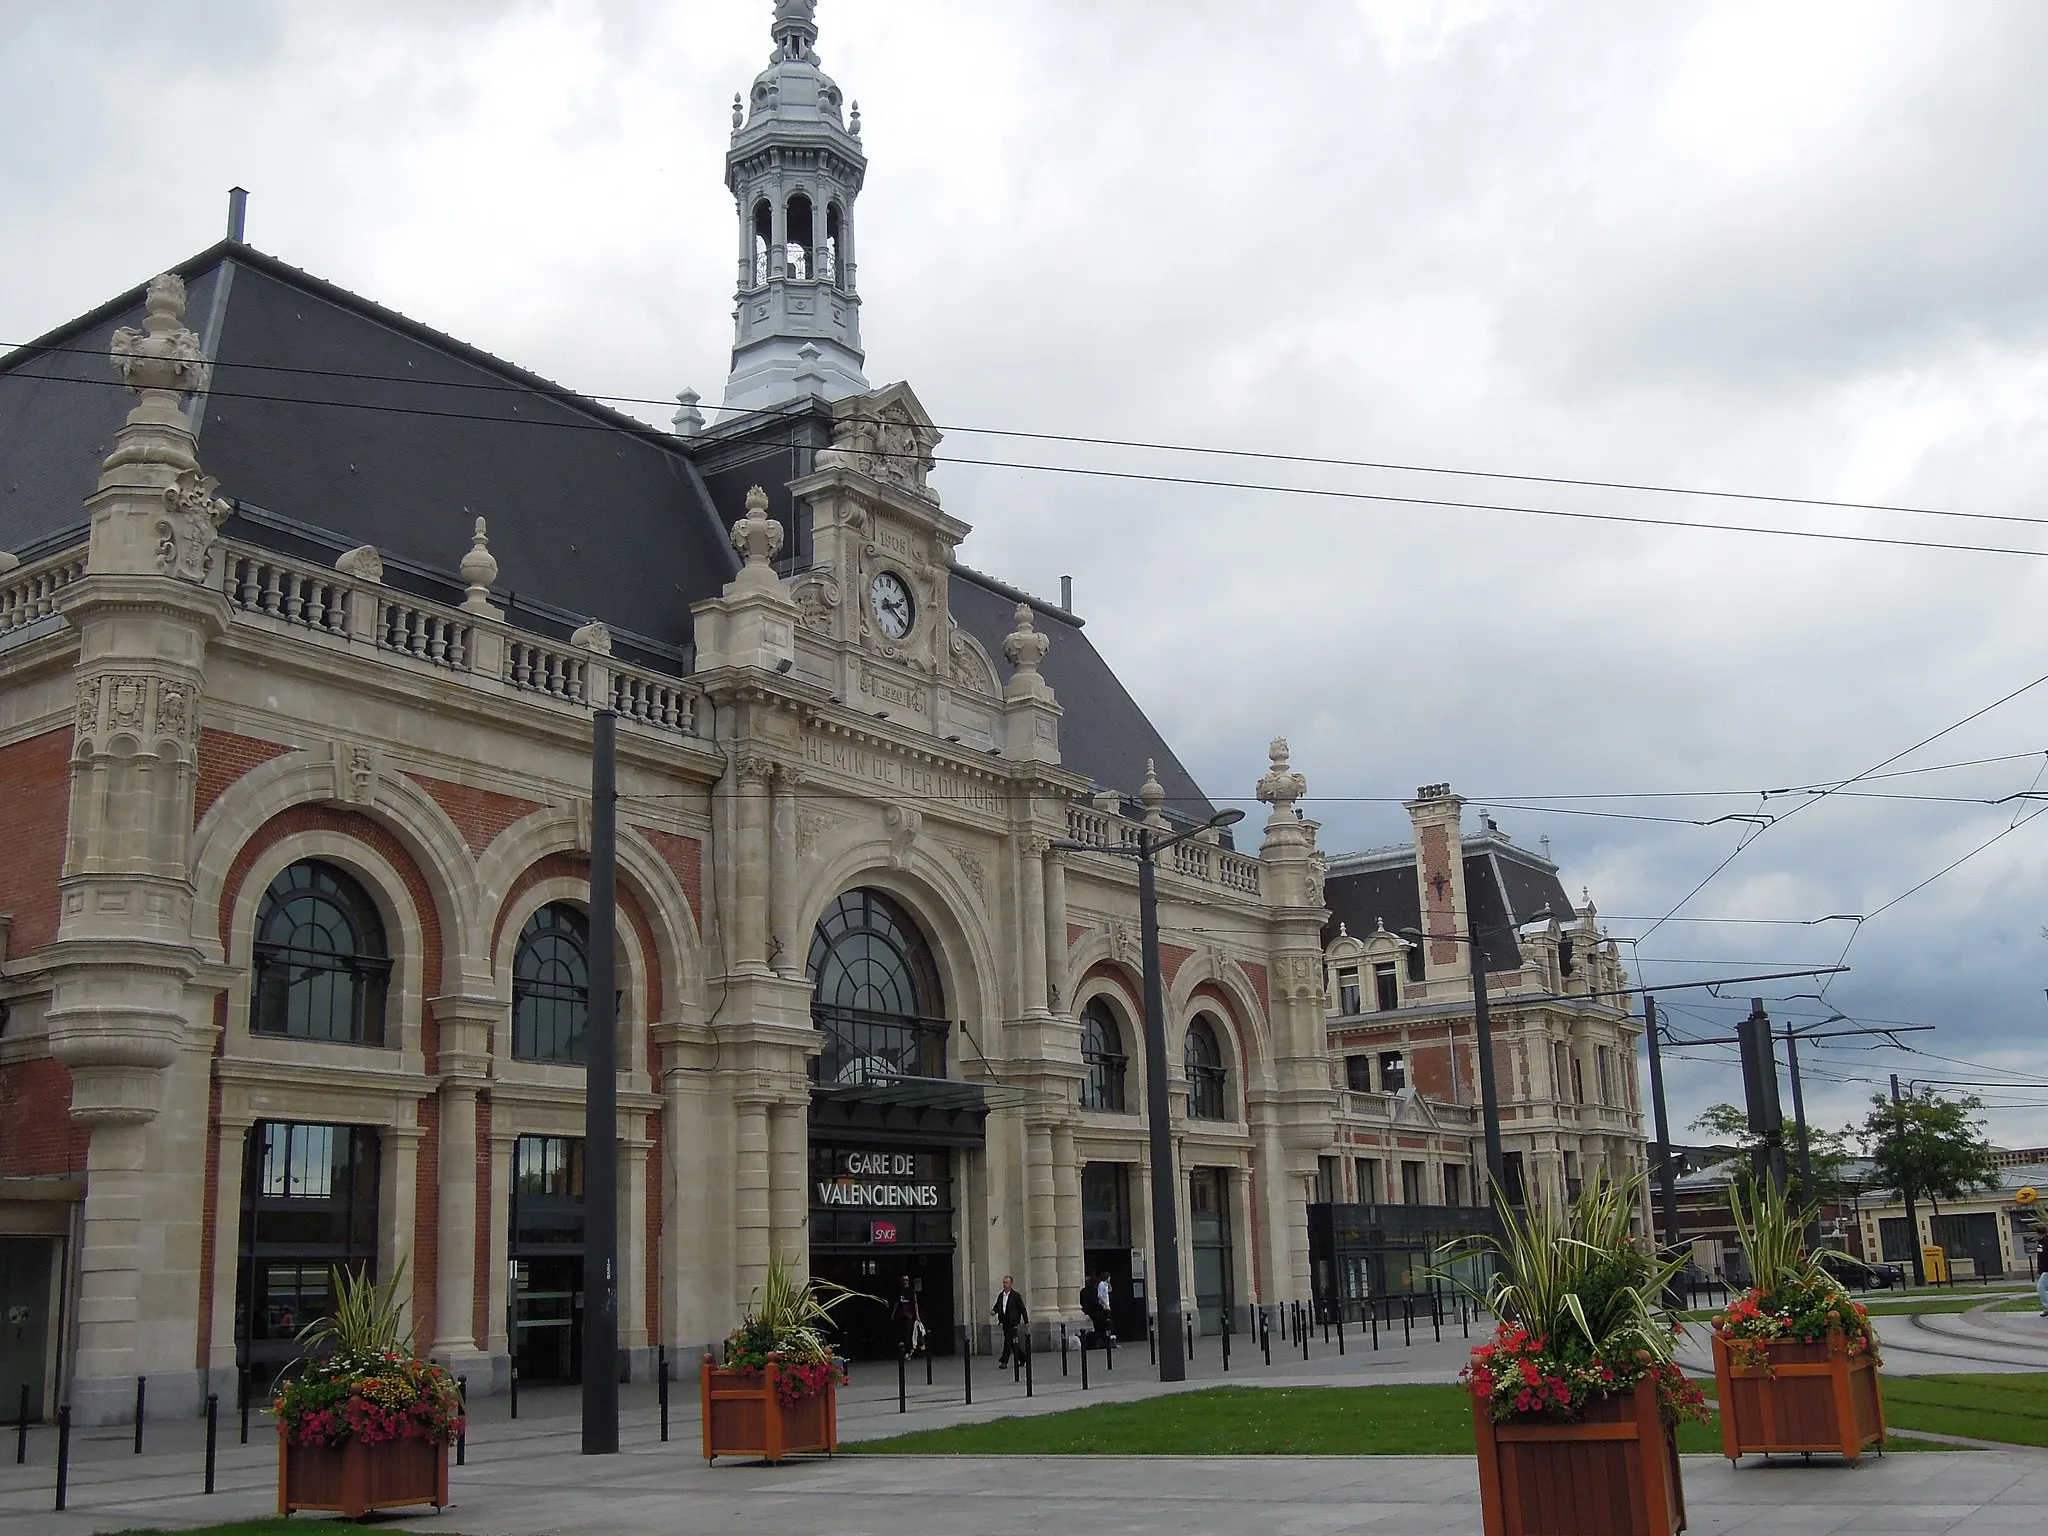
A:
870,571,914,639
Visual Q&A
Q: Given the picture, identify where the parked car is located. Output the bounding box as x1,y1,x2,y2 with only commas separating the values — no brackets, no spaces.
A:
1817,1250,1907,1290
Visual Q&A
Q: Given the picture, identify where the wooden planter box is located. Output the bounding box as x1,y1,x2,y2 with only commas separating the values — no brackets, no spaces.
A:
1712,1329,1885,1462
277,1431,449,1518
1473,1378,1687,1536
701,1357,839,1464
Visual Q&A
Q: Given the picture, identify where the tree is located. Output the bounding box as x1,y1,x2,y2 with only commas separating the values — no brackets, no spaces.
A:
1689,1102,1852,1204
1855,1090,1999,1286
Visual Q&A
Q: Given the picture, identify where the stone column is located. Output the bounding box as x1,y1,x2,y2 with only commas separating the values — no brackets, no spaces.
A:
1132,1155,1155,1330
205,1117,252,1375
1025,1120,1058,1313
732,756,775,972
1051,1121,1083,1314
735,1097,772,1301
621,1134,651,1353
379,1123,423,1349
768,1099,808,1276
1017,835,1048,1018
1043,847,1068,1013
71,1123,149,1397
769,769,803,977
486,1131,515,1366
433,1083,481,1356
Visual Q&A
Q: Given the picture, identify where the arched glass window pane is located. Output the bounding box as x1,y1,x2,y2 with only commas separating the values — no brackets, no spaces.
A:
252,861,390,1046
807,889,946,1083
1185,1015,1227,1121
513,903,590,1064
1080,997,1127,1112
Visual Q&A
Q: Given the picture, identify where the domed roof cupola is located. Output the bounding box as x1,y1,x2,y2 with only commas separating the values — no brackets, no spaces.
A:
721,0,871,416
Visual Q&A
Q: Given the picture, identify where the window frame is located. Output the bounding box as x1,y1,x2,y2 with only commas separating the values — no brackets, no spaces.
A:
1079,997,1129,1113
512,901,593,1065
1183,1015,1229,1121
250,860,392,1047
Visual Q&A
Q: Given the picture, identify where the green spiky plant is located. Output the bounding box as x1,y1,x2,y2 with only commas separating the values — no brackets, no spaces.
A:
1440,1171,1705,1424
271,1259,464,1448
293,1259,414,1361
722,1257,863,1405
1715,1174,1879,1368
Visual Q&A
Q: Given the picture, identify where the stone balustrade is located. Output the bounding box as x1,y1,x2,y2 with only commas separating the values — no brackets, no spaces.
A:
0,548,88,640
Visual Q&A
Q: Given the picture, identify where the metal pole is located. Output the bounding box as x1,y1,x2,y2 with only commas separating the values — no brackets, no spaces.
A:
1262,1309,1271,1366
53,1406,69,1512
658,1350,670,1442
1060,1322,1068,1375
1894,1075,1924,1286
897,1349,906,1413
133,1376,145,1453
1643,995,1681,1251
965,1324,975,1405
203,1393,217,1494
15,1382,27,1464
456,1378,466,1466
1080,1336,1089,1390
238,1370,249,1446
925,1341,933,1387
1023,1332,1031,1398
1786,1032,1819,1248
1469,941,1506,1202
582,709,620,1455
1139,833,1187,1384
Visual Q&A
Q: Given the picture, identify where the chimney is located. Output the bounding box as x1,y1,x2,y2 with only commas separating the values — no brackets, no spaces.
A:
1060,574,1072,612
226,187,248,243
1405,783,1469,983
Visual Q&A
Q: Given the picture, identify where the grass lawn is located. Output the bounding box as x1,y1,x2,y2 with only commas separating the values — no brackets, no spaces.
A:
1879,1374,2048,1448
849,1383,1973,1456
102,1525,350,1536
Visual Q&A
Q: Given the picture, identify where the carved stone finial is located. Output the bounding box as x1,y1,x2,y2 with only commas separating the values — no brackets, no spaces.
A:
1256,736,1307,818
732,91,744,130
460,517,500,614
111,274,211,399
849,100,861,136
1339,921,1351,939
672,389,706,438
335,545,383,583
1139,760,1169,828
571,620,612,655
1002,601,1049,679
732,485,785,569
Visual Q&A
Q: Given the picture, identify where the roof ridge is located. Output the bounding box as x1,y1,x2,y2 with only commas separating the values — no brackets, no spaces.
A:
950,560,1082,628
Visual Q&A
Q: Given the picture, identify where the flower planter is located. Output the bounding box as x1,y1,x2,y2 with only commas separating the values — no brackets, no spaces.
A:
701,1357,839,1464
1712,1329,1885,1462
1473,1378,1687,1536
277,1431,449,1518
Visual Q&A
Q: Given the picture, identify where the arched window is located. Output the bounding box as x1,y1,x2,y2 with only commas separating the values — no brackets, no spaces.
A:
752,201,772,287
1184,1015,1227,1121
786,193,814,280
513,903,590,1064
825,203,843,286
1079,997,1127,1112
808,889,945,1082
251,861,390,1046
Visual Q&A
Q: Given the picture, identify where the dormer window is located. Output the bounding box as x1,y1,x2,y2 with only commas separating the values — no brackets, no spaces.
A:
1378,1051,1405,1094
1373,961,1399,1011
1336,966,1360,1015
1405,942,1425,984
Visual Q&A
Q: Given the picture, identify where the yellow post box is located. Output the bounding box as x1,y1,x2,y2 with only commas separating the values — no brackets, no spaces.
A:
1921,1245,1949,1285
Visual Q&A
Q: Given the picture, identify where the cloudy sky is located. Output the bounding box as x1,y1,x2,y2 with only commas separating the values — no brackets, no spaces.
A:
9,1,2048,1148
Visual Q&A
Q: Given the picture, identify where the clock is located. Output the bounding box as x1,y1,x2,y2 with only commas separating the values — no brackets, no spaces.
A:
870,570,914,639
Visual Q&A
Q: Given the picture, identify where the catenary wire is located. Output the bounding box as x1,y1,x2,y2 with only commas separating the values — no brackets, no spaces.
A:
8,367,2048,561
9,338,2048,532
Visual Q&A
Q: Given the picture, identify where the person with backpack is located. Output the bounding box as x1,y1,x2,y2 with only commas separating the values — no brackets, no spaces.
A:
1080,1270,1112,1345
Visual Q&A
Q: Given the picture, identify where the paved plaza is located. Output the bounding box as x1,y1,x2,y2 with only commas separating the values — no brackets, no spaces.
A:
3,1300,2044,1535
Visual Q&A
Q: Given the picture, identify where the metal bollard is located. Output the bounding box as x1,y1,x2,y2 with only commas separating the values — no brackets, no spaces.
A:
1301,1306,1310,1361
456,1377,467,1466
1024,1334,1033,1398
1371,1300,1379,1350
1060,1323,1069,1377
897,1350,907,1414
1104,1326,1112,1373
926,1338,934,1387
134,1375,146,1453
1431,1294,1441,1343
1336,1305,1344,1355
204,1392,218,1494
963,1324,973,1407
1080,1336,1089,1391
1148,1314,1156,1366
239,1369,250,1445
53,1406,70,1513
1221,1321,1230,1372
1185,1311,1194,1361
1402,1297,1412,1346
658,1349,670,1443
15,1381,27,1464
509,1359,519,1420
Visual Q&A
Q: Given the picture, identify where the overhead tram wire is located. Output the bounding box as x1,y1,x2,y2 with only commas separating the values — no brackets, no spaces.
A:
9,338,2048,533
8,367,2048,561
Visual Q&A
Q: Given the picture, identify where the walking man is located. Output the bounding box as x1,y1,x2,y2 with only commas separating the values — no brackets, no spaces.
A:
992,1274,1029,1367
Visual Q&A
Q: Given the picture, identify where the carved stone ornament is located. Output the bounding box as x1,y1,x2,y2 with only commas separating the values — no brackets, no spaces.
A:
1256,736,1307,816
0,551,18,576
790,572,841,634
155,679,190,742
817,395,941,501
335,545,384,583
111,274,211,397
333,740,381,806
947,622,1000,695
732,485,785,568
153,469,233,583
75,677,101,735
571,620,613,655
1139,760,1169,829
107,676,147,732
886,804,923,869
1002,602,1049,678
460,518,500,614
941,841,987,904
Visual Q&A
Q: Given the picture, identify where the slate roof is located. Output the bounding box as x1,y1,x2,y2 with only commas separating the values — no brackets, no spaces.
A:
0,242,1216,811
1323,836,1576,972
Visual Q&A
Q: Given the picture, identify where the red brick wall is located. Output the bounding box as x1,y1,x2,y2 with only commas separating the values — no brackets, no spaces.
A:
636,828,702,935
0,728,72,955
1419,824,1459,967
0,1058,89,1176
1409,1038,1453,1099
1238,960,1269,1020
1159,942,1193,991
408,773,541,857
194,729,294,825
1078,961,1143,1019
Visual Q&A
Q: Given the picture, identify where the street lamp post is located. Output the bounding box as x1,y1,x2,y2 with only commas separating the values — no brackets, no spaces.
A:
1054,805,1245,1385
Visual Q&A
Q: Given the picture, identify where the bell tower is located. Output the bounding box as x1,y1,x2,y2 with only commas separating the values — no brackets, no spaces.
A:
721,0,870,415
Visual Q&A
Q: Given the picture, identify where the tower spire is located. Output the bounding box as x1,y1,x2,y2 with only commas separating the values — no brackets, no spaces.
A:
721,0,869,416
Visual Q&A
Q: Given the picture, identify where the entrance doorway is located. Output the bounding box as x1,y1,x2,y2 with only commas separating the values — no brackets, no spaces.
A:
0,1239,55,1421
808,1249,955,1361
1082,1161,1144,1339
1189,1167,1235,1334
510,1135,585,1383
237,1122,380,1384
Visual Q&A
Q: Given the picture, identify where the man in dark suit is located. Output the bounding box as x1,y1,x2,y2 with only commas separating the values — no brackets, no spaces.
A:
992,1274,1029,1367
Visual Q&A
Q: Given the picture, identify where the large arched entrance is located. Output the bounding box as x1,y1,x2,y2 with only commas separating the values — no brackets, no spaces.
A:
805,887,979,1360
